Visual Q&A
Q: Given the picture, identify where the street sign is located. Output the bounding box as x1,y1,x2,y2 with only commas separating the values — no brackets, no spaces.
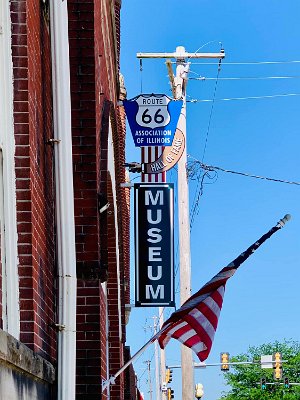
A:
123,94,182,147
134,183,174,306
261,355,273,369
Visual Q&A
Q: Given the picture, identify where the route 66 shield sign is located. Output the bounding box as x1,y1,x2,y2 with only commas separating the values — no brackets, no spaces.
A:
135,94,171,129
123,94,183,147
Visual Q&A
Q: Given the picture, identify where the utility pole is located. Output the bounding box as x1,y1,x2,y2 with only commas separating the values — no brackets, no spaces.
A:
137,46,225,400
144,360,153,400
153,316,161,400
159,308,166,400
175,50,194,400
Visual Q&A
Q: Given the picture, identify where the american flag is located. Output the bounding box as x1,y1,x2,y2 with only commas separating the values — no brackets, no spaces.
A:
156,215,290,361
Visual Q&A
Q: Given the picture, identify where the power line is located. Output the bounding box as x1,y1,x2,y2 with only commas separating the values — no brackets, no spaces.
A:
188,60,221,229
179,60,300,65
190,75,300,81
188,156,300,186
188,160,218,229
188,93,300,103
187,41,223,62
201,59,222,162
189,169,217,229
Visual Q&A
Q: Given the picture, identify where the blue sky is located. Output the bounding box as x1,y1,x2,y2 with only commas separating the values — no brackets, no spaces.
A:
120,1,300,398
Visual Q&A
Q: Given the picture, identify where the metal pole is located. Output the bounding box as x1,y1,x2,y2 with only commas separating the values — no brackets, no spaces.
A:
168,359,290,368
102,334,158,393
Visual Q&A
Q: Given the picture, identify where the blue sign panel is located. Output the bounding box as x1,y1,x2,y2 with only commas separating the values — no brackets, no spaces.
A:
134,183,174,307
123,94,183,147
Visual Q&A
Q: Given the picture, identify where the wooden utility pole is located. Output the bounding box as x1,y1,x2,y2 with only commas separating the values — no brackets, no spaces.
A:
144,360,153,400
137,46,225,400
153,316,160,400
174,50,194,400
159,308,166,400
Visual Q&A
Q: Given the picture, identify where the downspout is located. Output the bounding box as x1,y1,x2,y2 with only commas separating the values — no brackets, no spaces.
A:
0,0,20,339
49,2,77,400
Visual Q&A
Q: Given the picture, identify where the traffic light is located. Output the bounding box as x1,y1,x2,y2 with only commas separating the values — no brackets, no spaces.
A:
195,383,204,399
165,368,170,383
273,352,282,380
220,352,230,371
284,376,289,388
167,388,174,400
165,368,173,383
260,377,267,390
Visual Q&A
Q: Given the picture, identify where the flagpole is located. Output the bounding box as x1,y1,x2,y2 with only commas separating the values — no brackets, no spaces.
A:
101,333,159,393
102,214,291,393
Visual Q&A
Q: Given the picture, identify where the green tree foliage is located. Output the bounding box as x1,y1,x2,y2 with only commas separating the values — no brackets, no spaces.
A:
219,340,300,400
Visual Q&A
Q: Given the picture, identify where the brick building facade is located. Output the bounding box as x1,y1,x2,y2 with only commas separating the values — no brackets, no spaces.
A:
0,0,134,399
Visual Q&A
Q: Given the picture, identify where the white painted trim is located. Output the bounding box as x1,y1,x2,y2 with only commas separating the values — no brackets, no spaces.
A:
107,121,122,340
0,0,20,338
0,152,7,329
50,2,77,400
101,282,111,399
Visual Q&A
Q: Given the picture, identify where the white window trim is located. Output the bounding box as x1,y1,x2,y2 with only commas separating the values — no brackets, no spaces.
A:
101,281,110,399
107,120,122,341
0,1,20,338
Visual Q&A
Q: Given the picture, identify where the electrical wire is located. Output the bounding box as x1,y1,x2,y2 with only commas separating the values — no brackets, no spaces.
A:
190,75,300,81
137,349,156,384
186,156,300,229
176,60,300,65
188,58,222,228
188,156,300,186
187,40,223,62
201,59,222,162
188,158,219,229
188,93,300,103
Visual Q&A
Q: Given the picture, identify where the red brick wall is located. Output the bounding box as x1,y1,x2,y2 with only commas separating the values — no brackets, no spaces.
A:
67,1,103,398
95,1,126,398
76,280,102,399
8,0,131,398
68,0,98,273
70,0,131,398
11,0,57,362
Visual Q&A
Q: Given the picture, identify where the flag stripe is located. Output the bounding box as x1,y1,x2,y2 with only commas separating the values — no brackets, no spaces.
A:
184,313,214,348
192,341,206,354
173,326,197,343
193,301,219,331
182,322,212,358
188,309,216,340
